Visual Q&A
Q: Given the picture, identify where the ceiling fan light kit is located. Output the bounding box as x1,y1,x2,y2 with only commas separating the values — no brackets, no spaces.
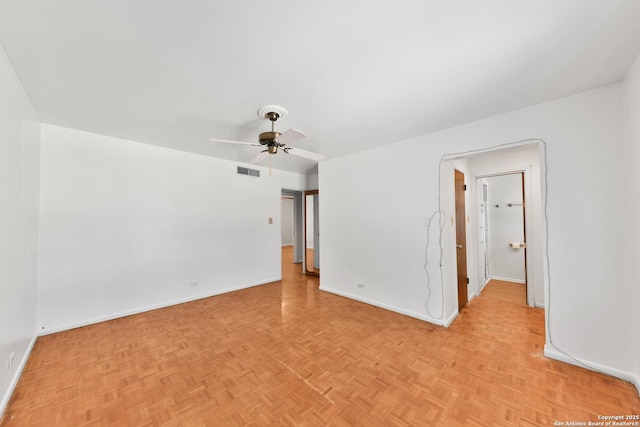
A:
208,105,325,164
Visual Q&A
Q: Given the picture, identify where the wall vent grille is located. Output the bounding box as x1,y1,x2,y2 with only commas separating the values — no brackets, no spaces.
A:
237,166,260,177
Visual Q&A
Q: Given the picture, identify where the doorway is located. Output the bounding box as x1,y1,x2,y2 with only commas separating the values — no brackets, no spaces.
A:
281,189,303,275
477,173,527,306
281,195,294,247
444,142,543,317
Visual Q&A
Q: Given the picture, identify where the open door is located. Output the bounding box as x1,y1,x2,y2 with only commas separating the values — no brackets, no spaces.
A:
455,170,468,310
281,189,303,265
304,190,319,277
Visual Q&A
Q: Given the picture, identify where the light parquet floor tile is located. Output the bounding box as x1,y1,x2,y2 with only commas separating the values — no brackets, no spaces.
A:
2,247,639,426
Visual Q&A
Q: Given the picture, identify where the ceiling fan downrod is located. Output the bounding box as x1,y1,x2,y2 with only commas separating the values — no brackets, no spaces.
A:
259,111,282,150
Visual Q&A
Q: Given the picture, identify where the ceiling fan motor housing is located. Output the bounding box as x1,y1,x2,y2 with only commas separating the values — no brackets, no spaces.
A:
259,131,281,146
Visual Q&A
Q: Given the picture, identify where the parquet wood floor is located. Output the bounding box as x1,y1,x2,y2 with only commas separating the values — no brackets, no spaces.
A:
3,247,639,426
481,279,527,306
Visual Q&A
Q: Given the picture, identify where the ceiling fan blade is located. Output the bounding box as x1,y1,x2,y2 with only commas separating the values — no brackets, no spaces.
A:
277,128,307,146
251,150,270,164
283,147,325,162
208,137,258,146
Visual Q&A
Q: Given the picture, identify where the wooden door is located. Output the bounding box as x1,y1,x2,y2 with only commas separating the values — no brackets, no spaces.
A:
455,170,468,310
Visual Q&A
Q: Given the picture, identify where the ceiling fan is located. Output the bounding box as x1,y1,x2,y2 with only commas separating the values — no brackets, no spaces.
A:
208,105,325,164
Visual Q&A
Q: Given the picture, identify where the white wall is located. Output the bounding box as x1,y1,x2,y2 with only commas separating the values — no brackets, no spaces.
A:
37,125,305,334
486,174,526,283
281,197,294,245
319,84,636,382
0,44,40,416
305,195,314,248
623,52,640,390
307,168,319,190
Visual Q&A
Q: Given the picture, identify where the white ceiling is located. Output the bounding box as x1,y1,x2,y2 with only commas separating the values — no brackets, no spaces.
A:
1,1,639,174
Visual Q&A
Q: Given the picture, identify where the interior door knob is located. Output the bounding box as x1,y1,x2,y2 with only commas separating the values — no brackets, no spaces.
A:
456,244,463,249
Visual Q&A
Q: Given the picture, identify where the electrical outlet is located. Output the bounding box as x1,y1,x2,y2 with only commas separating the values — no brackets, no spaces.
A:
357,283,365,288
8,352,14,369
190,282,199,288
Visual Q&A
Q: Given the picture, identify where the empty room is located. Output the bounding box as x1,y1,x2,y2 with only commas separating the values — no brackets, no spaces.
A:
1,1,640,425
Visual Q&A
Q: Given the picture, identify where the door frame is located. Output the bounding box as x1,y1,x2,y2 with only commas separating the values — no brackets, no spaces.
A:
471,167,535,307
439,140,545,326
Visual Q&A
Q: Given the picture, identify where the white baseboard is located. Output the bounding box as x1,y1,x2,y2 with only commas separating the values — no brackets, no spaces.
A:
443,310,458,327
39,278,279,336
0,335,37,421
490,276,526,284
319,286,453,327
544,344,640,395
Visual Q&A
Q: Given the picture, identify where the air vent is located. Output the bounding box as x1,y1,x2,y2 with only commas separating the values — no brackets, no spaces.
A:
237,166,260,177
